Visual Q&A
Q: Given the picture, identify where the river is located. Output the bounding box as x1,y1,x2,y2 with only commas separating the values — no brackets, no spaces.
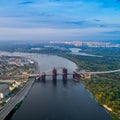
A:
0,52,111,120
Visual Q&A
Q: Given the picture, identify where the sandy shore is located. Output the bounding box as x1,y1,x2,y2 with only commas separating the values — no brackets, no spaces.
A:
103,105,112,111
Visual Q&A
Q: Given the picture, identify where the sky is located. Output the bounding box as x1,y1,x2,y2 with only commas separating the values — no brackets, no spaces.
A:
0,0,120,41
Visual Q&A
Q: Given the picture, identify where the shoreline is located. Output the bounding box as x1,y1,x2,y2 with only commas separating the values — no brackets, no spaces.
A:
57,54,119,120
2,78,35,120
103,105,112,112
0,51,119,120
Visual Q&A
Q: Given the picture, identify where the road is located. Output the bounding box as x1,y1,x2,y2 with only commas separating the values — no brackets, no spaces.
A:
0,78,35,120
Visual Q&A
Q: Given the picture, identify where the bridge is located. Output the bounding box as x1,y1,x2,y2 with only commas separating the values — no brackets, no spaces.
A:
29,67,120,82
78,69,120,75
29,67,80,82
29,67,120,81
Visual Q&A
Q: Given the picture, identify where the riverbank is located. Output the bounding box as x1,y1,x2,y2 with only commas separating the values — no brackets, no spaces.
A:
58,54,120,120
0,78,35,120
4,101,23,120
0,51,118,120
4,78,36,120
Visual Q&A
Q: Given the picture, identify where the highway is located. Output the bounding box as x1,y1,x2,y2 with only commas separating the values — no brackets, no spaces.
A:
0,78,35,120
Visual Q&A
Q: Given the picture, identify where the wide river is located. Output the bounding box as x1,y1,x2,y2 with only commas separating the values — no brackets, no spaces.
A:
1,52,111,120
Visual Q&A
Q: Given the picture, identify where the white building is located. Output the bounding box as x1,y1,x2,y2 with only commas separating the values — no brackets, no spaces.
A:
0,84,10,100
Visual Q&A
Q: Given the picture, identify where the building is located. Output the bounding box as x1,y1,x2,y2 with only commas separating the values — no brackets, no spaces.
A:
0,80,20,92
0,84,10,100
9,81,20,91
83,73,92,79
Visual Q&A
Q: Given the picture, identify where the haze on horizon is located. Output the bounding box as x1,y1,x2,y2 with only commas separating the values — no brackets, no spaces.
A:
0,0,120,41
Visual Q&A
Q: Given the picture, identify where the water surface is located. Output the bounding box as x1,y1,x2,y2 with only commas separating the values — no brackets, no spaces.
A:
0,52,111,120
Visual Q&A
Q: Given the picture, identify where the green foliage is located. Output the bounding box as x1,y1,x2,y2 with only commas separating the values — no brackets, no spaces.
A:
109,111,120,120
60,54,120,71
81,47,120,59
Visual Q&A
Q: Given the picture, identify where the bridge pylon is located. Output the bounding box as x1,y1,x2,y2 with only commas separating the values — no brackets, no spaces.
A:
37,76,41,81
73,72,80,81
41,72,46,82
53,68,57,81
63,68,67,81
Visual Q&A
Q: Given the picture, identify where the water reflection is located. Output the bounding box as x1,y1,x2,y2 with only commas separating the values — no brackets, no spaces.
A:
52,80,57,87
40,79,68,88
63,80,67,87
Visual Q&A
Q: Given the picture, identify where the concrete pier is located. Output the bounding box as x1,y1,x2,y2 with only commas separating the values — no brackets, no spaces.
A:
73,72,80,81
41,72,46,82
63,68,67,81
52,68,57,81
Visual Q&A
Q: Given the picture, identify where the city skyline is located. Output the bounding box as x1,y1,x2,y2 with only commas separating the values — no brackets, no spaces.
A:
0,0,120,41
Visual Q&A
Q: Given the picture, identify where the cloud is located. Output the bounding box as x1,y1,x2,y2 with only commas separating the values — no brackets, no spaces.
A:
103,30,120,34
0,26,120,41
0,0,120,41
93,19,101,22
18,1,34,5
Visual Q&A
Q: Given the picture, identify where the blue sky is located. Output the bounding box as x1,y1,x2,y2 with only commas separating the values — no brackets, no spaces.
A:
0,0,120,41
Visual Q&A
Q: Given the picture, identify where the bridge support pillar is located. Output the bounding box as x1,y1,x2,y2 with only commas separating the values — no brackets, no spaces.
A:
63,68,67,81
73,72,80,81
41,72,46,82
52,68,57,81
37,77,41,81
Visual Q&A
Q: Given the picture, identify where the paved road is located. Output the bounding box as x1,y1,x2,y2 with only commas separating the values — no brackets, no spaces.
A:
0,79,35,120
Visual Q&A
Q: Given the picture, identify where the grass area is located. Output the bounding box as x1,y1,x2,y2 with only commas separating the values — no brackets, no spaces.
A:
109,112,120,120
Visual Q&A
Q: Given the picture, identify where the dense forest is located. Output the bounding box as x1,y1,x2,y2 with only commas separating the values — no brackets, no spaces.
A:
80,47,120,59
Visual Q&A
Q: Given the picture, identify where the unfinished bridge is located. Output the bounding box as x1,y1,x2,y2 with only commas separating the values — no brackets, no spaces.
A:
29,67,120,81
